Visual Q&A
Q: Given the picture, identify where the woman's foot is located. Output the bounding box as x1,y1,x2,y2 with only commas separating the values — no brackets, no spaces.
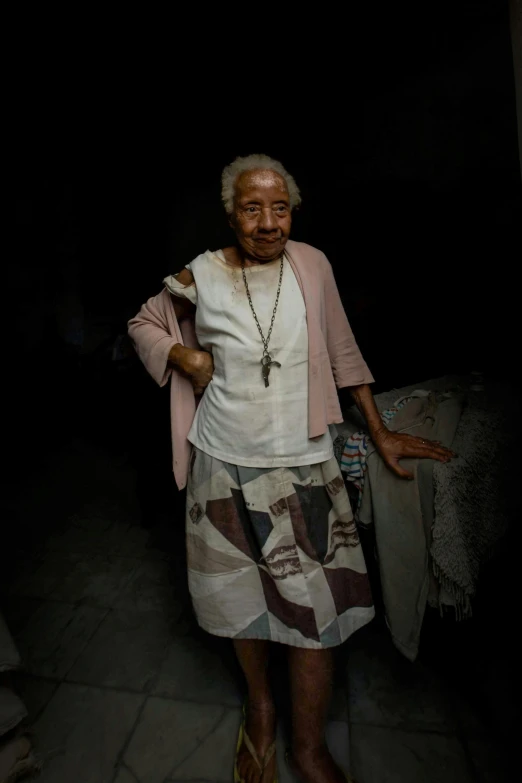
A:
236,701,277,783
288,744,349,783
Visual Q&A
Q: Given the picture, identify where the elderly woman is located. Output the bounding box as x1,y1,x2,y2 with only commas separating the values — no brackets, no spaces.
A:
128,154,454,783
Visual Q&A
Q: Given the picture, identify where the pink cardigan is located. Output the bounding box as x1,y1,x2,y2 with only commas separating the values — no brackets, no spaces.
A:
128,240,374,489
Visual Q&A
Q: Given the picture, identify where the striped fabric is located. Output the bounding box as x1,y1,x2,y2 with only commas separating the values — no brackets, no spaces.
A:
340,397,413,519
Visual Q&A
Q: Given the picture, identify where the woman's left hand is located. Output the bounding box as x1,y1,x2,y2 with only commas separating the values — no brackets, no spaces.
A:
373,430,456,480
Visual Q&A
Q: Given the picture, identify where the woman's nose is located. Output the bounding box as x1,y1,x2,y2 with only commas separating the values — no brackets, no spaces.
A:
258,208,277,230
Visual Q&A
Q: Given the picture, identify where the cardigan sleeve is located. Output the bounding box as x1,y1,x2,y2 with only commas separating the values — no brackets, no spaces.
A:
322,257,375,388
127,291,180,387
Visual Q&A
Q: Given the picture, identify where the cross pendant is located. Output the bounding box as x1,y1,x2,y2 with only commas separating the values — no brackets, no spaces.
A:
261,354,281,388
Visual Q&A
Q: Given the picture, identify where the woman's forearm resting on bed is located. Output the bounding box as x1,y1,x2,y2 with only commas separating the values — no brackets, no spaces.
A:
348,384,387,443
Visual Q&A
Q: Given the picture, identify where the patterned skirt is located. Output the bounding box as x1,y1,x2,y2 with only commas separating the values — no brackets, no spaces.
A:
186,448,374,649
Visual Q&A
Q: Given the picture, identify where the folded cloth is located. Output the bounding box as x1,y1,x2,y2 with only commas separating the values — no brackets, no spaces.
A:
337,376,517,659
339,395,414,519
431,383,518,617
337,386,464,660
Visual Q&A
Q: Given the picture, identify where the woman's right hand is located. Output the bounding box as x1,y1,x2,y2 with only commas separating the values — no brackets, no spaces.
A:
169,344,214,395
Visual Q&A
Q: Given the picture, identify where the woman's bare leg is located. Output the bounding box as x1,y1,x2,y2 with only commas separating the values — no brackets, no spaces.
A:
288,647,345,783
233,639,277,783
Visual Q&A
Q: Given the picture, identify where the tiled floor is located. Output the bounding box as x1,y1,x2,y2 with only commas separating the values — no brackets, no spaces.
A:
0,439,513,782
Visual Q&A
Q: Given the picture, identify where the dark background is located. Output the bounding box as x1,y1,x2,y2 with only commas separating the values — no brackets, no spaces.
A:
3,4,522,769
8,2,521,507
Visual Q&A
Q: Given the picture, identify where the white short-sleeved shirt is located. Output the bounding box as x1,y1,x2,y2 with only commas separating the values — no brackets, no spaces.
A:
164,250,334,467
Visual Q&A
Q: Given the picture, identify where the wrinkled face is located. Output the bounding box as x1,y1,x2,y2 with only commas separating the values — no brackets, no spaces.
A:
230,169,292,262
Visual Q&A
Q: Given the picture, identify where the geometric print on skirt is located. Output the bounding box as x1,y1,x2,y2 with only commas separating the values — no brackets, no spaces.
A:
186,448,375,649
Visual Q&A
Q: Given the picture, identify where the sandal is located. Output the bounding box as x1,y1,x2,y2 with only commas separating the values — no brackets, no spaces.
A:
285,748,356,782
234,704,277,783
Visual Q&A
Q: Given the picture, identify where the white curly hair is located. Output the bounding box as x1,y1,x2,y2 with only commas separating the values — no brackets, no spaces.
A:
221,154,301,214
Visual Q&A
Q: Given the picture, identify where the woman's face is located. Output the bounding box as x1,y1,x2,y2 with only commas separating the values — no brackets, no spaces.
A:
230,169,292,262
